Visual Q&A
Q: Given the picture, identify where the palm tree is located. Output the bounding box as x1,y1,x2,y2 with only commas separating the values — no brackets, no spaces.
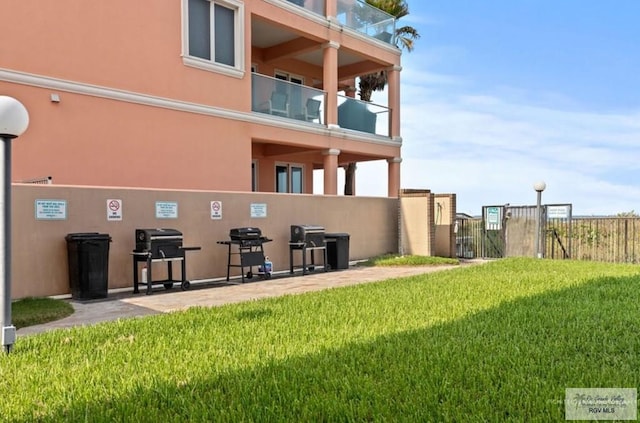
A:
344,0,420,195
358,0,420,102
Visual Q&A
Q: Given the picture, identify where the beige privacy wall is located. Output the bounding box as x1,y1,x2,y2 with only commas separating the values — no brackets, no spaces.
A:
12,185,399,299
399,189,434,256
399,190,456,258
434,194,457,258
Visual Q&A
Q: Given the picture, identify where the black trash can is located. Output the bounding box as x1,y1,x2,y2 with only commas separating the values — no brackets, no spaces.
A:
65,233,111,300
325,233,350,270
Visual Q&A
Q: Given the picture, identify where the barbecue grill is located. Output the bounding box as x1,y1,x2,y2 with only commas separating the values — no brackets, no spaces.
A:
136,228,183,257
290,224,325,247
217,227,272,282
132,228,201,294
230,227,262,241
289,224,328,275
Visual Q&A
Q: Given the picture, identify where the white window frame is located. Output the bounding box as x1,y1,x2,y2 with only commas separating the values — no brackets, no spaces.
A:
274,70,304,85
182,0,245,78
275,162,304,194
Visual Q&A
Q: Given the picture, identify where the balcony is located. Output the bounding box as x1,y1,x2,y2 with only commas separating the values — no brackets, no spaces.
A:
252,73,390,137
252,73,326,124
336,0,396,45
284,0,395,46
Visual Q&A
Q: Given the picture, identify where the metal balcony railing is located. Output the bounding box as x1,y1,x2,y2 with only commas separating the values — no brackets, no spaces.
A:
336,0,396,45
252,73,326,125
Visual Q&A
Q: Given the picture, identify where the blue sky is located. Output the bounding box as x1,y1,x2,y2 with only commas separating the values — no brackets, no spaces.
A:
347,1,640,216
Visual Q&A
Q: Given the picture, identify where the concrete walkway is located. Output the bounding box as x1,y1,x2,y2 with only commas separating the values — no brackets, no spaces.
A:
17,259,487,336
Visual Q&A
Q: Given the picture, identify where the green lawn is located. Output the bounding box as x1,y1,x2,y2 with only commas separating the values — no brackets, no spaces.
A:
1,258,638,422
358,254,459,267
12,297,74,329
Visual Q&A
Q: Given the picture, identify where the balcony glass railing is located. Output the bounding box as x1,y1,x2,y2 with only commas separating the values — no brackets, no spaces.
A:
336,0,396,45
252,73,326,124
286,0,325,16
337,95,389,137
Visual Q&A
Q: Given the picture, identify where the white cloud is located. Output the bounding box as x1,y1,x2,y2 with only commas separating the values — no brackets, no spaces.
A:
403,95,640,214
356,68,640,216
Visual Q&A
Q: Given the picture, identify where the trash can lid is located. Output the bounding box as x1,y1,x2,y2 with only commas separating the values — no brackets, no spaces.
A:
325,233,350,238
65,233,111,241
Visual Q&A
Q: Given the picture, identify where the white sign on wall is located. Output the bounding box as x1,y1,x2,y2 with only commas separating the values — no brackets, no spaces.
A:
547,205,570,219
107,199,123,221
210,201,222,220
156,201,178,219
250,203,267,218
35,199,67,220
485,206,502,230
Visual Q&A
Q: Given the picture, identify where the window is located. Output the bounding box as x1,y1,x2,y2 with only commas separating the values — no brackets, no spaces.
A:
275,71,304,119
183,0,244,77
276,164,304,193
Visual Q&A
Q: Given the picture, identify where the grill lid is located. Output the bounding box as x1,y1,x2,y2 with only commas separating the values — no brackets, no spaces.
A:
230,227,262,240
136,228,183,242
290,224,326,245
291,224,325,235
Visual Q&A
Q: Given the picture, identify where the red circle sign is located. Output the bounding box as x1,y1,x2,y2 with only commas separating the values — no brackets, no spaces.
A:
212,202,220,211
109,200,120,211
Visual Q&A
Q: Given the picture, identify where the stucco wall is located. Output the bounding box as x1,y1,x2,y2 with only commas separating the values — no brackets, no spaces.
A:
12,184,398,299
399,190,457,258
399,190,434,256
434,194,456,258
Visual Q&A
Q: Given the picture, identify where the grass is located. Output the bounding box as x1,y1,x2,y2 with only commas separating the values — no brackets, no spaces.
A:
1,258,639,421
358,253,459,266
11,297,74,329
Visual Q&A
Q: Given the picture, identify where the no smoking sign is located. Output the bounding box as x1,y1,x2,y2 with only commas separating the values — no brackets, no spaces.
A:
107,199,123,221
210,201,222,220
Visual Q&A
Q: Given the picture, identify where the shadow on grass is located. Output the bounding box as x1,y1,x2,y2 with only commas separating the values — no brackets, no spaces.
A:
15,274,640,422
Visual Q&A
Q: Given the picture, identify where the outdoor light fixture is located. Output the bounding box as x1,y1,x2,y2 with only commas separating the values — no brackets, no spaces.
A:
533,181,546,259
0,96,30,353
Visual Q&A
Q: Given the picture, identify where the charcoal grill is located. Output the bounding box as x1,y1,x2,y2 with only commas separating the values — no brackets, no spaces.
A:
132,228,201,294
289,224,328,275
217,227,272,282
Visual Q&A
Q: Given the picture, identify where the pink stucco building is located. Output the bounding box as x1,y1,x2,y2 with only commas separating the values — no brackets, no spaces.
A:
1,0,403,195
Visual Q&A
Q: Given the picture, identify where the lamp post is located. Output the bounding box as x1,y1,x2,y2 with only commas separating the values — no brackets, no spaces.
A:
0,96,29,353
533,181,546,259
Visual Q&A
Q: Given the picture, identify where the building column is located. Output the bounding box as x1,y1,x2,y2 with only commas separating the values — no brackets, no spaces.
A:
323,41,340,128
387,65,402,139
344,163,356,196
322,149,340,195
325,0,337,19
387,157,402,197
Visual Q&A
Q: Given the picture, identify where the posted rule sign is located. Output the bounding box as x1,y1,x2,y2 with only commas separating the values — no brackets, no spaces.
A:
211,201,222,220
107,199,122,221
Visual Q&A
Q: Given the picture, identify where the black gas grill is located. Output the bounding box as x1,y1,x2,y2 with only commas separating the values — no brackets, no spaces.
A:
230,227,262,241
132,228,201,295
217,227,272,282
289,224,327,275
